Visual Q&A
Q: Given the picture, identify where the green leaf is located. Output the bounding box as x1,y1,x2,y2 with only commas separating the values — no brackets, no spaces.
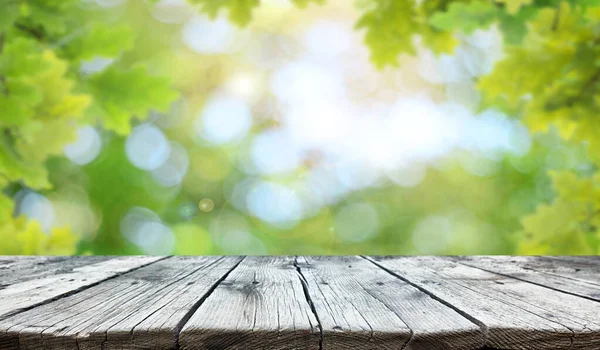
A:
0,216,78,255
86,65,179,134
16,120,78,162
0,37,51,78
0,80,42,127
0,134,50,189
19,0,80,36
291,0,325,8
499,13,529,45
0,97,32,127
0,1,19,31
496,0,534,14
429,1,500,34
355,0,420,68
0,48,90,189
577,0,600,6
499,5,539,45
63,23,134,61
188,0,260,26
182,0,324,26
30,51,91,119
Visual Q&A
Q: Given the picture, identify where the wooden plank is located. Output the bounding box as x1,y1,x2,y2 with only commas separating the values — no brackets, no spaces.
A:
527,256,600,286
0,256,110,288
2,256,599,349
545,256,600,265
369,256,600,350
297,256,484,350
0,256,163,319
453,256,600,301
0,256,241,350
179,256,321,350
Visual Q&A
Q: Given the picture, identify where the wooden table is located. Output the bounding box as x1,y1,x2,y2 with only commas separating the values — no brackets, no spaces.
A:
0,256,599,349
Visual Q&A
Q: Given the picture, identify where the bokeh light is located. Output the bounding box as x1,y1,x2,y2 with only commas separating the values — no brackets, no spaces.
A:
151,142,190,187
195,94,253,146
182,15,247,54
199,198,215,212
246,181,303,228
334,203,379,243
120,207,176,255
126,123,171,171
8,0,589,256
151,0,192,24
64,126,103,166
15,191,55,232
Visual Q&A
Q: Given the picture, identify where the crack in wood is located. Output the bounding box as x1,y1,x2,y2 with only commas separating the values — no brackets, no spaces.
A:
173,256,246,350
0,256,170,322
3,256,600,349
362,256,490,348
293,256,324,350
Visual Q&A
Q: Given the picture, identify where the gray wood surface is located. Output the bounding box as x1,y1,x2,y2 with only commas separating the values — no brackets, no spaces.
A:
297,256,483,350
453,256,600,301
369,256,600,350
179,256,321,350
0,256,599,350
0,256,163,319
0,256,109,288
0,256,241,350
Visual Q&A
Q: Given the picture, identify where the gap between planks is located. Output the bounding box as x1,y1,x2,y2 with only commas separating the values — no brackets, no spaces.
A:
0,256,170,321
361,256,490,346
293,257,324,350
367,256,600,349
450,256,600,304
1,257,320,350
1,256,485,350
173,256,246,349
5,256,597,349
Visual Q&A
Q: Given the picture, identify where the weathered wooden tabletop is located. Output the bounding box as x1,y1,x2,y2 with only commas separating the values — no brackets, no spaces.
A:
0,256,599,350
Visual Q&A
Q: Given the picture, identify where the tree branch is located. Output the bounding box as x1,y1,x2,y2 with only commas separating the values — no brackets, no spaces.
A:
14,23,45,41
564,69,600,108
0,32,8,96
0,32,5,54
582,70,600,92
552,2,561,31
489,0,504,9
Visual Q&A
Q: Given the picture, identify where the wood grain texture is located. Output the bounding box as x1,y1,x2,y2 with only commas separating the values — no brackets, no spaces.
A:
453,256,600,302
179,256,321,350
0,256,241,350
0,256,163,319
529,256,600,285
0,256,109,288
545,256,600,265
368,256,600,350
297,256,483,350
1,256,600,350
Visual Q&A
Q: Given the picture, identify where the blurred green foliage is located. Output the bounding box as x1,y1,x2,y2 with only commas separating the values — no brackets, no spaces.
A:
1,0,599,255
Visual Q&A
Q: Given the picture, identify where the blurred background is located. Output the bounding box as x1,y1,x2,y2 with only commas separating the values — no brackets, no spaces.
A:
4,0,593,255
